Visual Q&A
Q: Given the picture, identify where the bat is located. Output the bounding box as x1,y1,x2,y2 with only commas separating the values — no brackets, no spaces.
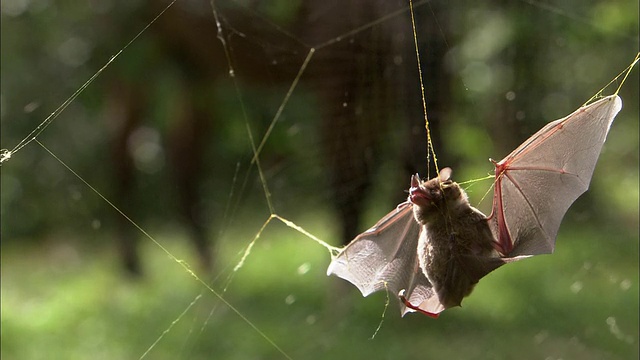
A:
327,95,623,317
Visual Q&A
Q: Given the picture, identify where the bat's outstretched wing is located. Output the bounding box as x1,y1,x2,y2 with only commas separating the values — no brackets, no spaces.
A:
327,202,440,316
490,95,623,257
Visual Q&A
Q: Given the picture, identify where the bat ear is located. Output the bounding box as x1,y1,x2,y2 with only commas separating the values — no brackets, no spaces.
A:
411,173,421,187
439,167,452,182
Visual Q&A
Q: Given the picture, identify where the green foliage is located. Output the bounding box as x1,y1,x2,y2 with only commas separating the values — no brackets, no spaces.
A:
2,215,638,359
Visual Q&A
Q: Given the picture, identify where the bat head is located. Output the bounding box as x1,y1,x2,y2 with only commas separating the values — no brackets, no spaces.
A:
409,168,469,224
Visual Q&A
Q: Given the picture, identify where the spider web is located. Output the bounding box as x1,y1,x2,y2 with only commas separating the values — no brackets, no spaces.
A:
1,0,639,359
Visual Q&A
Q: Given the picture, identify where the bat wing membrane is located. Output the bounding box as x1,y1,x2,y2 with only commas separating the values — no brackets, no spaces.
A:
490,95,622,256
327,202,437,315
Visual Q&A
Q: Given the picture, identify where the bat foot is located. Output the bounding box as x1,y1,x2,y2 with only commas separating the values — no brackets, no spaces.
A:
398,290,440,319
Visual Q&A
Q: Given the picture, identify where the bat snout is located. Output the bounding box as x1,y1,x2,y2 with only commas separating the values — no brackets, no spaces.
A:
409,186,431,206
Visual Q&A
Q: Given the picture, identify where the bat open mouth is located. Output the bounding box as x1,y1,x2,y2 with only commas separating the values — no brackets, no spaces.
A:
409,174,431,206
409,174,431,205
409,175,431,206
409,188,430,206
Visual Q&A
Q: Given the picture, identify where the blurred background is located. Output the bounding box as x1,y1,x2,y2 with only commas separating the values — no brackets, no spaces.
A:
1,0,638,359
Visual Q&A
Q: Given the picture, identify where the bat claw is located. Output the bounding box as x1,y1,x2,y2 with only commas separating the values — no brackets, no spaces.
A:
398,290,440,319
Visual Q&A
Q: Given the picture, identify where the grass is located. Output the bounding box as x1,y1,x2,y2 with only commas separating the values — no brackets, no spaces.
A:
1,212,638,360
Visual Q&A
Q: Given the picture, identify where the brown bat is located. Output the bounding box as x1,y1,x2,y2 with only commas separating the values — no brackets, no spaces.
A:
327,95,623,317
